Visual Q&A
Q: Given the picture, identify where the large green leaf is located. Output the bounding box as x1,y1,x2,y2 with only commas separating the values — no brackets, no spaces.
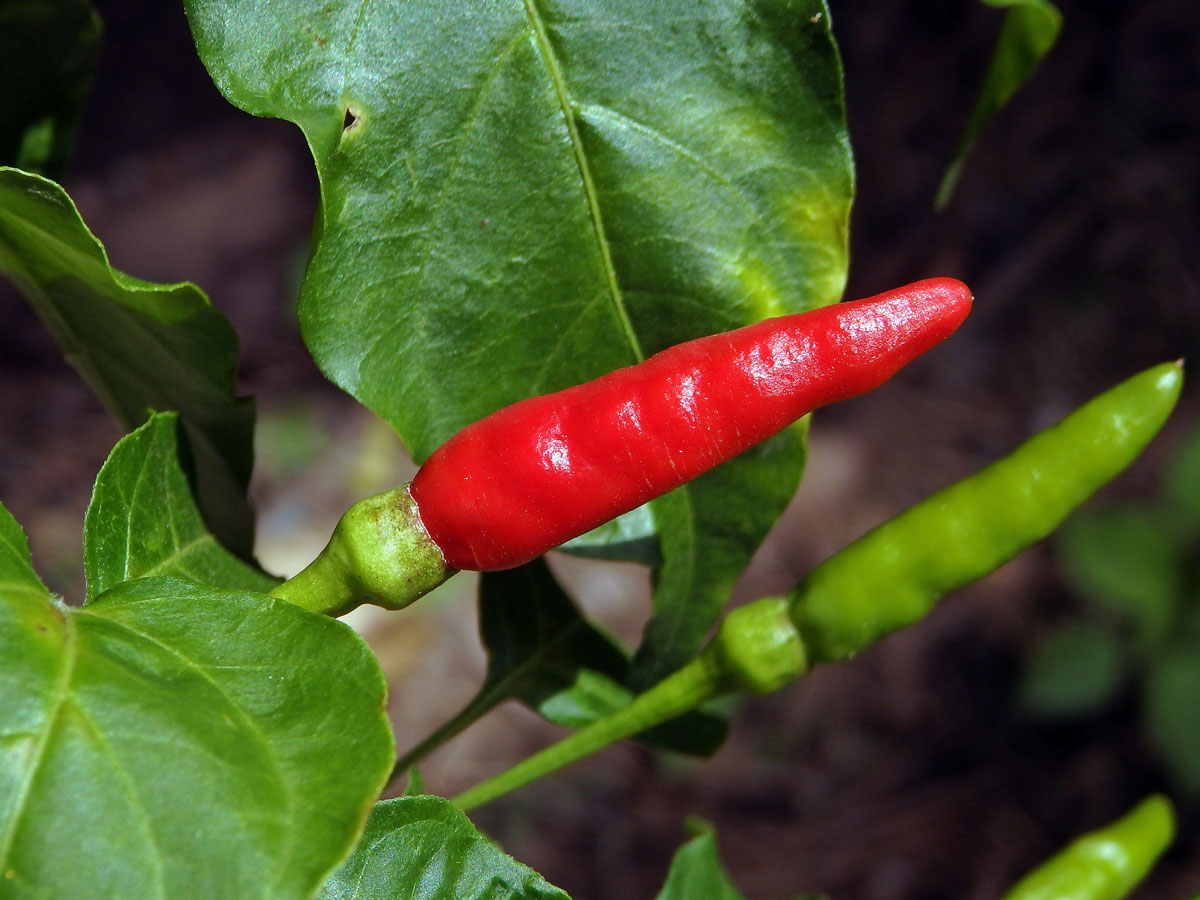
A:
0,168,257,558
0,0,100,176
936,0,1061,206
317,795,569,900
0,507,393,899
83,412,278,599
187,0,851,453
187,0,851,677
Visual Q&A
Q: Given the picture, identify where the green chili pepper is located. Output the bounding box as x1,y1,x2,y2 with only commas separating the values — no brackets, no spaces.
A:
451,363,1181,811
790,361,1184,662
1000,795,1174,900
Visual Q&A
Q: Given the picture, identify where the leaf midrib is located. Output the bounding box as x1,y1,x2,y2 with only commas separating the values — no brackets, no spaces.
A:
119,425,208,587
0,599,77,873
68,696,167,898
519,0,643,364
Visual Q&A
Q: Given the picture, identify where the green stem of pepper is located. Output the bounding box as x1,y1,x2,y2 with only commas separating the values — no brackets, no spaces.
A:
452,654,722,812
1000,795,1174,900
452,597,806,811
450,363,1182,810
392,686,507,779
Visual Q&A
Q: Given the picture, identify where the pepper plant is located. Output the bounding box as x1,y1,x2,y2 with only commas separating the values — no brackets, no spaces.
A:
0,0,1184,898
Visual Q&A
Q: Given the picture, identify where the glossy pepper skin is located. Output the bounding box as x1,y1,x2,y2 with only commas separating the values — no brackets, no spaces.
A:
1000,795,1174,900
411,277,972,571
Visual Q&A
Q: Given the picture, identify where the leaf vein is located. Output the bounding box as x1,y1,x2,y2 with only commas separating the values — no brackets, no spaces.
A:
68,698,168,898
359,25,532,399
0,600,78,872
519,0,643,363
71,606,296,893
577,103,771,232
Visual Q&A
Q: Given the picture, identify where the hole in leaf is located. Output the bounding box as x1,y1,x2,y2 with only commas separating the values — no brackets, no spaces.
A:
343,106,361,134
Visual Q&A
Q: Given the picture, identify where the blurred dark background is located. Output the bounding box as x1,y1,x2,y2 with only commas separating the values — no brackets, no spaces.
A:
1,1,1198,898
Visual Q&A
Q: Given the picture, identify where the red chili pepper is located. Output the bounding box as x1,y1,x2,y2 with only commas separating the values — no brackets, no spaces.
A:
410,278,972,571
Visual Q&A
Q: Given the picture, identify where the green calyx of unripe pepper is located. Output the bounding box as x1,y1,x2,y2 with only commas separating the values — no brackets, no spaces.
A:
270,485,453,617
707,597,808,694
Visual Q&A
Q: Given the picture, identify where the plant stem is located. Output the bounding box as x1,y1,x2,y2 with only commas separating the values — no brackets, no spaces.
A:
390,687,505,785
452,654,726,811
270,544,358,616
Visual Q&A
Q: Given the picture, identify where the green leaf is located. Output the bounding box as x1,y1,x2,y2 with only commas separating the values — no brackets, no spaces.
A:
483,562,727,754
187,0,851,674
1144,647,1200,797
655,821,744,900
187,0,851,456
656,822,824,900
1057,507,1181,646
0,517,393,899
936,0,1061,207
317,796,569,900
83,413,278,599
0,168,257,558
0,0,100,177
536,666,634,725
1019,623,1127,718
1163,423,1200,535
560,504,661,565
0,497,50,601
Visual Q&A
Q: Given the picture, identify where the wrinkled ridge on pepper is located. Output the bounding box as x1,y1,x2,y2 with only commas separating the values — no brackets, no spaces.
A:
412,277,972,571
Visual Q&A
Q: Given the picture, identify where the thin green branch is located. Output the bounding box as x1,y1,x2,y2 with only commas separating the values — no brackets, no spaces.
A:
390,687,506,785
452,655,725,811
